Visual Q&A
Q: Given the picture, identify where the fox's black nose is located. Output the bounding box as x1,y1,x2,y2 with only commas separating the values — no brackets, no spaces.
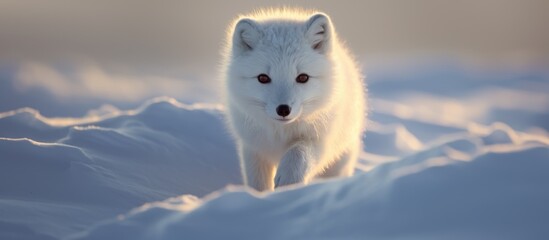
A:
276,105,291,117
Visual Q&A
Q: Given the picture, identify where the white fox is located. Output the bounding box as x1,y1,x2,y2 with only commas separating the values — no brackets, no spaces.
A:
222,9,367,191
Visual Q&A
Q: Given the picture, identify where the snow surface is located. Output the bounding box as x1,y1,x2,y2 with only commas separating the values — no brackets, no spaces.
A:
1,63,548,239
0,98,241,239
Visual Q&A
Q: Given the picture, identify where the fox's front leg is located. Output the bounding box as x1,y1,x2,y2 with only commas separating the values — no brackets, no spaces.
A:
241,147,276,191
274,143,317,188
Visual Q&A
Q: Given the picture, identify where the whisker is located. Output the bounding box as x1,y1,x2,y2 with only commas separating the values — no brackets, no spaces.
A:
245,98,267,108
302,97,322,105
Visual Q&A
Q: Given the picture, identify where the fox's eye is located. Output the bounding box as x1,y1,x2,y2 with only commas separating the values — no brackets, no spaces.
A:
296,73,309,83
257,74,271,84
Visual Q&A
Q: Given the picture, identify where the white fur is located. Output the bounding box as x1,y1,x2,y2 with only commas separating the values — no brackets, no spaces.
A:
221,9,367,191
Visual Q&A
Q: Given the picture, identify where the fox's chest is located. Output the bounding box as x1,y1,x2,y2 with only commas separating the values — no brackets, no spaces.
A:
243,121,319,154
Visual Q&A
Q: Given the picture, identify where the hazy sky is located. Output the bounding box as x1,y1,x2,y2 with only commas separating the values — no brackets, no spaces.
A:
1,0,548,70
1,0,548,116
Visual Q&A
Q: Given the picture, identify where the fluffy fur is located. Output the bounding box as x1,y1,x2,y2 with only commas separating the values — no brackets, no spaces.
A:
221,8,367,191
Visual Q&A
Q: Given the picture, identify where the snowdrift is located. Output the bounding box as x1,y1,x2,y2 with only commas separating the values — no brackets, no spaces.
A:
0,98,241,239
1,63,548,239
72,121,549,240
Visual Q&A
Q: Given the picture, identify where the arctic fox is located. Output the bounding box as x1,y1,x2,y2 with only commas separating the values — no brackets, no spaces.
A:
222,9,367,191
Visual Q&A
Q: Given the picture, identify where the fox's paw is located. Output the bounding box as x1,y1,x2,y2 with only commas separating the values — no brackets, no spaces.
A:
274,170,304,188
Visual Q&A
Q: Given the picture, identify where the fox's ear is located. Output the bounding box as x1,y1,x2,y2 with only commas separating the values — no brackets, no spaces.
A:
305,13,332,54
232,18,261,54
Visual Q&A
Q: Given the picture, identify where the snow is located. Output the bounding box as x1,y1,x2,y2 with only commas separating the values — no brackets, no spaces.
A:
0,98,241,239
1,62,548,239
70,120,549,240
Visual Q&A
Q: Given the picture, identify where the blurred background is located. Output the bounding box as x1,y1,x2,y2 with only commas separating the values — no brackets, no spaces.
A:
1,0,548,128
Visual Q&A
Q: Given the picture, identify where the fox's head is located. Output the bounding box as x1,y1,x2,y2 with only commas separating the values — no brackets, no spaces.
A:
225,12,339,124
